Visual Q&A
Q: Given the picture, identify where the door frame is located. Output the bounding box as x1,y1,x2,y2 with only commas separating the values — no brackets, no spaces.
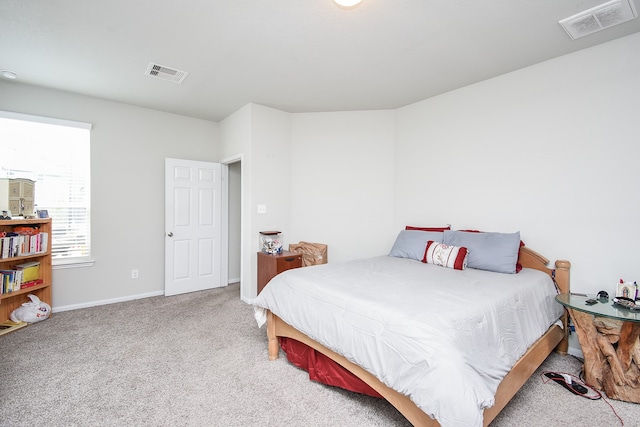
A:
220,162,229,291
220,153,244,295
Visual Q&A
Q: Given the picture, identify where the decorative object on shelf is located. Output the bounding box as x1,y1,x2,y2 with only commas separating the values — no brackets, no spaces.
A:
0,178,35,217
596,290,609,302
616,278,637,300
9,294,51,323
0,210,10,220
37,210,48,219
259,231,282,254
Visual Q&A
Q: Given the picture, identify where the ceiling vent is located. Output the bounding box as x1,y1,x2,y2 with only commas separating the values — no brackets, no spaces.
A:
559,0,638,39
145,62,189,84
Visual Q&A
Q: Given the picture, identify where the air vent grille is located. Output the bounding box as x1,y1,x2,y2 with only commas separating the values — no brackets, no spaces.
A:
145,62,189,84
559,0,638,39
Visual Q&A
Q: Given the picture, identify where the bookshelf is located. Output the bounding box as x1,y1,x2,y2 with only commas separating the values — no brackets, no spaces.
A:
0,218,52,335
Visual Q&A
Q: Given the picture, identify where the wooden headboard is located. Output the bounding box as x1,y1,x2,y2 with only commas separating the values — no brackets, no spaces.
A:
518,246,570,293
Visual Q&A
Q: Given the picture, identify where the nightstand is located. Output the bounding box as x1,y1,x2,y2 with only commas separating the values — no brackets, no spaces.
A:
257,250,302,294
556,293,640,403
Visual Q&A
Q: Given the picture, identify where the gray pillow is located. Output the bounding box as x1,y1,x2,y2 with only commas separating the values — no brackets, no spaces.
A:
443,230,520,274
389,230,444,261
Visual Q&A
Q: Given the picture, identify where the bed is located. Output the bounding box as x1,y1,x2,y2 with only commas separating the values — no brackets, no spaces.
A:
253,229,570,427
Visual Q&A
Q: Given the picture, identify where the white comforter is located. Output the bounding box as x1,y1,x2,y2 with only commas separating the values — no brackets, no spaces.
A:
253,256,563,427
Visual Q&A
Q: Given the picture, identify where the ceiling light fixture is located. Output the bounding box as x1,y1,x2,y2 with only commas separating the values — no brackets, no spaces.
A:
0,70,18,80
334,0,363,9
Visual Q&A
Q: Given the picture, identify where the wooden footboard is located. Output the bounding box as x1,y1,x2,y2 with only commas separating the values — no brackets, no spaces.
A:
483,323,564,424
266,249,571,427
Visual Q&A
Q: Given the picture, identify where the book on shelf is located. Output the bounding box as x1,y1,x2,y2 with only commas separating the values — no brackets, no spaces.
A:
40,232,48,252
29,234,38,254
16,261,40,282
0,269,24,294
0,266,44,295
0,264,44,295
0,270,11,294
0,231,49,259
0,236,10,258
27,232,48,255
0,234,24,258
14,270,23,291
21,279,44,289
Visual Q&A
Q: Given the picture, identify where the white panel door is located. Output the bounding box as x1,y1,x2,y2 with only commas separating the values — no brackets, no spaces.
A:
165,158,223,296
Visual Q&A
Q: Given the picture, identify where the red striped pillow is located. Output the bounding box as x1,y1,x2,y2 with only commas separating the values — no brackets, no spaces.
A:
422,241,468,270
406,225,451,232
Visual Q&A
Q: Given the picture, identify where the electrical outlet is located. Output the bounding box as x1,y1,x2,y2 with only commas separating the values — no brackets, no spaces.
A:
131,269,139,279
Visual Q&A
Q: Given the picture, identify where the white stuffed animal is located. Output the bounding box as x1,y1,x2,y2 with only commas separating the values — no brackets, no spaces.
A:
10,294,51,323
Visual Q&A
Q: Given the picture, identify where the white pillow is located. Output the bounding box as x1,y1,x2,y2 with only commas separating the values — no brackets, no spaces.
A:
443,230,520,274
389,230,444,261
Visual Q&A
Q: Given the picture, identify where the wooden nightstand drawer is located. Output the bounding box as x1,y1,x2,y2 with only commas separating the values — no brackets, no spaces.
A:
257,250,302,294
275,254,302,272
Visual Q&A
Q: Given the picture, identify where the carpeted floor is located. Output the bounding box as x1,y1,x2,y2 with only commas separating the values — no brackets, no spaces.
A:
1,283,639,427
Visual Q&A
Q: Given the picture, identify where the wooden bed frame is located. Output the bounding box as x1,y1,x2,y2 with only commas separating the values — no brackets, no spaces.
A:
265,246,570,427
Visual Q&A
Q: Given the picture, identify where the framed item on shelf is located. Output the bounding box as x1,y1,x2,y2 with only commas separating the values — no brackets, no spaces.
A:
37,210,49,219
0,210,11,220
617,282,637,300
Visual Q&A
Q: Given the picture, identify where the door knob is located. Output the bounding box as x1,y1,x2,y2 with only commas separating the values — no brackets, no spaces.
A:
167,232,173,237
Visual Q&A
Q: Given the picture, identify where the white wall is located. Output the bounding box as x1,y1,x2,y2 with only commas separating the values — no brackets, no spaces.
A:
290,110,396,262
219,104,292,301
395,32,640,296
220,107,395,300
219,103,252,299
0,81,219,309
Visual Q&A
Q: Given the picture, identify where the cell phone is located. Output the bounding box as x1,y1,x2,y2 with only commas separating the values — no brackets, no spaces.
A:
585,299,597,305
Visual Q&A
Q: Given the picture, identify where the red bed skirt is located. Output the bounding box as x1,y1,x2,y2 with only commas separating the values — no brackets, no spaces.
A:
279,337,383,398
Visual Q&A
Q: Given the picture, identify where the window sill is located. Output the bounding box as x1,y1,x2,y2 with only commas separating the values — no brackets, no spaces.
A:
53,259,95,269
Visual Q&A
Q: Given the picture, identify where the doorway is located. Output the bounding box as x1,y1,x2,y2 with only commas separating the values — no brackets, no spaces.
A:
227,160,242,285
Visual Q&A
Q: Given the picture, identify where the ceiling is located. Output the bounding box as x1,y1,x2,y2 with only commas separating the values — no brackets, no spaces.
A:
1,0,639,122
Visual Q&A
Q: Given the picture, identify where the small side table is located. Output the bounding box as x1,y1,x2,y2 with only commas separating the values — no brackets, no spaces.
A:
556,293,640,402
257,250,302,294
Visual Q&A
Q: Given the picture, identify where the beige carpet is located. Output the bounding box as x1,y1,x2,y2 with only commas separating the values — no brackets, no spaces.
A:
1,283,638,427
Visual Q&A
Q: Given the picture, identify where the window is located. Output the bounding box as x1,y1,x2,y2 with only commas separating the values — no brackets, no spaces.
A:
0,110,91,265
